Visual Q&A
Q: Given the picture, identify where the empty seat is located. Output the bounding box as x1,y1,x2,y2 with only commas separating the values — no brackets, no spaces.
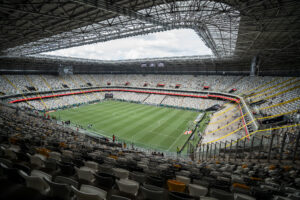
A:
169,191,196,200
176,175,191,186
44,177,72,200
116,179,139,197
129,171,146,184
147,175,164,187
75,166,95,183
85,161,99,171
19,170,50,195
5,148,17,160
27,153,45,168
141,184,165,200
94,173,115,190
49,151,61,161
71,184,107,200
54,176,79,188
234,193,256,200
210,188,234,200
189,183,208,197
168,179,186,193
58,162,75,176
113,168,129,179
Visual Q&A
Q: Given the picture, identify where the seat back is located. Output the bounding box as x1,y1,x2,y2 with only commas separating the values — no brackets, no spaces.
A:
94,173,114,189
44,177,71,200
58,162,74,176
85,161,98,170
19,170,49,194
71,185,103,200
13,163,31,174
189,184,208,197
76,167,94,181
210,188,234,200
5,149,17,160
176,175,190,185
0,158,13,167
141,185,164,200
147,176,164,187
29,154,44,167
45,159,57,170
116,179,139,196
49,152,61,161
55,176,79,188
169,191,196,200
130,171,146,183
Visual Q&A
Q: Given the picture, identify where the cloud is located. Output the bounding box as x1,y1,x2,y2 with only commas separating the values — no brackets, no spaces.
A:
43,29,212,60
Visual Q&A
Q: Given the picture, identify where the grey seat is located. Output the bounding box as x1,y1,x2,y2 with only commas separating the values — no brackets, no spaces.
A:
44,177,72,200
130,171,146,184
54,176,79,188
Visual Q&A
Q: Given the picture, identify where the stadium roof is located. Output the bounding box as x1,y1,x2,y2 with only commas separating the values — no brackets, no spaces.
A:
0,0,299,74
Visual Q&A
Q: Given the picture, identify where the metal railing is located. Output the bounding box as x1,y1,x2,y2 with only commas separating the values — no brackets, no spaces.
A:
195,128,300,164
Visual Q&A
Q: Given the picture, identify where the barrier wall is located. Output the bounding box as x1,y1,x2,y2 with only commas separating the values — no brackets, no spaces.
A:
9,89,240,104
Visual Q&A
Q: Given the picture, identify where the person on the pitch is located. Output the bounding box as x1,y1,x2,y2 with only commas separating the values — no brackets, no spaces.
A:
113,134,115,143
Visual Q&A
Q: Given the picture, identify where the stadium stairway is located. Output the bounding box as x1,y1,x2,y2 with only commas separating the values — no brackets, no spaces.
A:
142,94,151,103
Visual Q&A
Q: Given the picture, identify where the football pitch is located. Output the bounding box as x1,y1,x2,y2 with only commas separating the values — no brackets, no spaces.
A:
50,100,201,152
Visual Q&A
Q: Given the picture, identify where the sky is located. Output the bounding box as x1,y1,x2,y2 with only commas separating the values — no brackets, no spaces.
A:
43,29,212,60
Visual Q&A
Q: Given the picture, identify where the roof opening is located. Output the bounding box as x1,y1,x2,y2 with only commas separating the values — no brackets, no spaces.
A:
42,29,212,60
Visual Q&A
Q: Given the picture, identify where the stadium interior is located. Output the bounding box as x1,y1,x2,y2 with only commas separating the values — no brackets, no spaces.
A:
0,0,300,200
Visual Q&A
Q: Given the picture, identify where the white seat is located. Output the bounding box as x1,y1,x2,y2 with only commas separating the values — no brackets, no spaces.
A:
19,170,50,195
113,168,129,179
62,150,73,158
71,184,107,200
85,161,99,171
116,179,139,196
27,153,45,168
189,183,208,197
176,175,190,185
49,151,61,161
75,166,95,182
234,193,256,200
31,169,52,180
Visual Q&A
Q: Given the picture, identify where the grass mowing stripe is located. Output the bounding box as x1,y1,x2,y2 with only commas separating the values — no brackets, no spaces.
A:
53,101,121,119
133,109,183,143
159,112,198,151
107,105,168,136
117,107,175,140
66,101,145,125
92,103,156,130
143,110,192,148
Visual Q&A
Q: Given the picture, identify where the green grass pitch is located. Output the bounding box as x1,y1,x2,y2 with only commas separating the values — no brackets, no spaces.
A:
50,100,200,152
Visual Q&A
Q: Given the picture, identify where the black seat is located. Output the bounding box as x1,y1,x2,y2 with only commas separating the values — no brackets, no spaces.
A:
251,187,275,200
16,152,30,162
146,176,164,187
2,164,24,183
72,158,84,168
13,163,31,175
57,162,74,176
210,188,234,200
169,191,196,200
94,172,115,190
